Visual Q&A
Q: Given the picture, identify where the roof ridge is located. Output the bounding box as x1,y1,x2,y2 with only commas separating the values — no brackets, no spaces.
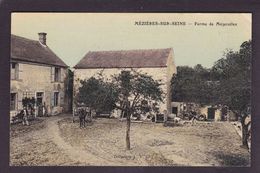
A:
11,34,68,67
74,48,173,69
11,34,39,43
88,47,172,53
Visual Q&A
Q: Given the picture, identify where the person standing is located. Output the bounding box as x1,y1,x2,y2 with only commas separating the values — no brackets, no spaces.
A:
22,107,30,126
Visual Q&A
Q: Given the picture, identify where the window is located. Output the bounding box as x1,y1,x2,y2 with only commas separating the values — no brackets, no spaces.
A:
23,92,35,98
54,67,61,82
54,92,59,106
10,93,17,111
36,92,44,106
11,62,16,69
11,63,18,80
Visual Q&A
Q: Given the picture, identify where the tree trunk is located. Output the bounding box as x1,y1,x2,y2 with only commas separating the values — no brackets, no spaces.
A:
241,115,248,148
121,71,131,150
126,113,131,150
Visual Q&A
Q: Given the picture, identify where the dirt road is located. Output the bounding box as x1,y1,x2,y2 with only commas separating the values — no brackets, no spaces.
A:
10,114,250,166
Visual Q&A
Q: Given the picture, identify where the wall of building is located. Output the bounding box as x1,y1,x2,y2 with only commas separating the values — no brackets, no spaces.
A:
199,106,222,121
171,102,223,121
227,111,237,121
74,67,174,117
10,61,68,118
170,102,182,117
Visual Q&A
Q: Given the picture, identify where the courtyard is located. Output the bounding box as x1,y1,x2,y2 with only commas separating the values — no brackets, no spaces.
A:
10,114,250,166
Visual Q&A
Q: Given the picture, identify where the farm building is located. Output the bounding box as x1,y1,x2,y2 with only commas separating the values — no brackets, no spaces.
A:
10,33,70,119
73,48,176,117
171,102,237,121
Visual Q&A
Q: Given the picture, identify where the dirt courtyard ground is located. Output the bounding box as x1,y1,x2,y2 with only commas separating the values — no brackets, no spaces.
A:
10,114,250,166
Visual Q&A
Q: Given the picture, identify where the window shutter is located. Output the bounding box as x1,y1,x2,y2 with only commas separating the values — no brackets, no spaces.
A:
60,91,64,106
17,92,23,110
18,63,23,80
60,68,64,82
51,67,55,82
11,64,15,80
51,92,54,107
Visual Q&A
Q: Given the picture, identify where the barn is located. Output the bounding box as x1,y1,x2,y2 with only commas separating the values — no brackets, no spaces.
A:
73,48,176,117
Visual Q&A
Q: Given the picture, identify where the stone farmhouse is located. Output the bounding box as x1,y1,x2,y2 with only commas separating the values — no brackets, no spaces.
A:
10,33,69,118
73,48,176,117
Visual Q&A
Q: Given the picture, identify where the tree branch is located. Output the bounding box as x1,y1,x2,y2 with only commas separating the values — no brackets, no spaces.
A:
113,104,127,112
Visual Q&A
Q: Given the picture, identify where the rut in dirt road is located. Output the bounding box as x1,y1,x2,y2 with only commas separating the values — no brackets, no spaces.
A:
46,116,120,166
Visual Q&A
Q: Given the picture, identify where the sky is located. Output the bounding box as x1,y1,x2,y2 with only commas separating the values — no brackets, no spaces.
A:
11,13,251,68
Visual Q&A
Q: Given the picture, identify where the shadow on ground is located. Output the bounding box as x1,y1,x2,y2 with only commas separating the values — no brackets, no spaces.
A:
10,118,45,138
213,151,250,166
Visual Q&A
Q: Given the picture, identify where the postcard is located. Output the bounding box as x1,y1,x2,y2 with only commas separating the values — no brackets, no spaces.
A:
9,13,251,167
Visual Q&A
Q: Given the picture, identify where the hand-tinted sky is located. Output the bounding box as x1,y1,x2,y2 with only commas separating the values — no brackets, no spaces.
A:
11,13,251,68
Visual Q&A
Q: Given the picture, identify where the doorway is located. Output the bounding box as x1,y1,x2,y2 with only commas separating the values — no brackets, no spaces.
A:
36,92,44,106
36,92,44,116
172,107,178,115
207,107,215,120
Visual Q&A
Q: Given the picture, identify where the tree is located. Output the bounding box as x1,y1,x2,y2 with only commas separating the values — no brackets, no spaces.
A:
75,70,164,150
171,65,215,105
172,40,251,147
75,76,118,113
172,41,251,109
65,69,74,112
212,40,251,147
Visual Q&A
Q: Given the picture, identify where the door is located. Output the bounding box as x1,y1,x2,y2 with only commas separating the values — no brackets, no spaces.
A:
36,92,44,116
36,92,44,106
172,107,178,114
207,107,215,120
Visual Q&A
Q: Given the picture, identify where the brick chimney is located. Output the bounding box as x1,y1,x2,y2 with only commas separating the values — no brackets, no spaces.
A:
38,32,47,45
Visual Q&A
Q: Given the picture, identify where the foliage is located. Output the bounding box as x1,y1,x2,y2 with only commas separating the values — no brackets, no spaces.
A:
212,40,251,116
213,40,251,146
112,70,164,115
22,97,36,109
75,76,118,113
76,70,164,115
63,69,74,112
171,40,251,147
171,65,217,105
172,40,251,116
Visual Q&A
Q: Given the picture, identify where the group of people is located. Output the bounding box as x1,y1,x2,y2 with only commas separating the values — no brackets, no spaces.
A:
17,107,31,126
13,102,49,126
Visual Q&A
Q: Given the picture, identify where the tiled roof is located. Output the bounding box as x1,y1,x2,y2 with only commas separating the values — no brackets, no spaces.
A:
74,48,173,69
11,35,67,67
